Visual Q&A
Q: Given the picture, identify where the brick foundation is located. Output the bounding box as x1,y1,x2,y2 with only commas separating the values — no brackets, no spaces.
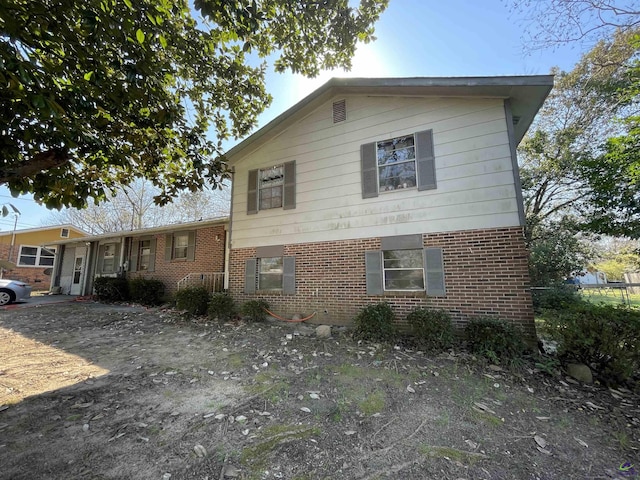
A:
229,226,535,338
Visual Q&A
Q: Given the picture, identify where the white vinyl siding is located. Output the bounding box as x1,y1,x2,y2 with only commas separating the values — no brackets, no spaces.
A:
231,96,519,249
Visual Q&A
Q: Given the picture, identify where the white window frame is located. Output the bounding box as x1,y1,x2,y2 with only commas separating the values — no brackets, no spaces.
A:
258,165,284,210
376,134,417,192
258,256,284,291
138,239,152,271
382,249,425,291
173,233,189,260
17,245,57,267
102,243,116,273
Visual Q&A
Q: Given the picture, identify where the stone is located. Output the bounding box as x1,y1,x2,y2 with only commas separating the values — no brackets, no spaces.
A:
315,325,332,338
566,363,593,384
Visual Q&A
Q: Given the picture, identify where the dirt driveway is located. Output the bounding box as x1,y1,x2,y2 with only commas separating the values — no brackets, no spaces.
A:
0,301,638,479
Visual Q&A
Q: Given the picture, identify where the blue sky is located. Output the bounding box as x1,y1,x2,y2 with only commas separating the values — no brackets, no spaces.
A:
0,0,587,232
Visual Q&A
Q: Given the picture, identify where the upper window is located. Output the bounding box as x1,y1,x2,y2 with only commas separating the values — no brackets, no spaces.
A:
259,165,284,210
60,228,70,238
377,135,416,192
247,161,296,214
361,130,436,199
138,240,152,271
382,249,424,291
17,246,56,267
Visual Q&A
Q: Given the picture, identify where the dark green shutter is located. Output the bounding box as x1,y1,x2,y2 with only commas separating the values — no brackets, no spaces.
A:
283,161,296,210
164,234,172,261
97,245,106,273
187,231,196,261
283,256,295,294
365,251,383,295
244,258,257,294
148,238,156,272
247,169,258,214
424,247,445,296
130,240,139,271
361,142,378,198
416,129,436,191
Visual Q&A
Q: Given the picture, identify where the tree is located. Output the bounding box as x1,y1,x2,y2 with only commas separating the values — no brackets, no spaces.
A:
46,179,230,234
0,0,387,209
519,28,638,243
511,0,640,49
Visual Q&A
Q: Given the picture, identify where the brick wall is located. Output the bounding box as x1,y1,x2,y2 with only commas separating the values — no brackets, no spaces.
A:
128,225,226,296
0,244,53,290
229,226,535,337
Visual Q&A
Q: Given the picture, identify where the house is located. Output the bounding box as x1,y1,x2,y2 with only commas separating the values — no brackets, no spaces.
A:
224,76,554,336
49,218,227,296
0,225,88,290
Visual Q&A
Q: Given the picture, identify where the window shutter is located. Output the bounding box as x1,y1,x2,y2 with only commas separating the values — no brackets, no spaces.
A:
283,161,296,210
283,256,296,294
148,238,157,272
416,129,436,191
97,245,106,273
113,243,121,273
244,258,257,294
361,142,378,199
424,247,445,296
365,251,383,295
187,231,196,261
130,240,139,272
247,169,258,214
164,234,173,261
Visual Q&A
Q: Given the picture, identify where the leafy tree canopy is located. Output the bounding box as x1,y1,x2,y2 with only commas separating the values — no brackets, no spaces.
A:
0,0,387,209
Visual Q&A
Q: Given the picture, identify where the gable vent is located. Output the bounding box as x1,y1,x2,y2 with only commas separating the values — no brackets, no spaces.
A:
512,115,521,126
332,99,346,123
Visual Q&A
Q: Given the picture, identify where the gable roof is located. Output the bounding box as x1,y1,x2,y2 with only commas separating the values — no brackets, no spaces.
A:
225,75,554,163
0,224,90,238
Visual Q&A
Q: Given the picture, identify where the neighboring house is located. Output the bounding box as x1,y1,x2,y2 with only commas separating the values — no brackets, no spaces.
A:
0,225,88,290
224,76,553,336
49,218,227,296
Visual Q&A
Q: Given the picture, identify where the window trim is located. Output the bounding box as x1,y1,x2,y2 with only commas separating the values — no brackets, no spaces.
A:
247,160,296,214
16,245,56,268
164,231,196,262
245,255,295,294
382,249,425,292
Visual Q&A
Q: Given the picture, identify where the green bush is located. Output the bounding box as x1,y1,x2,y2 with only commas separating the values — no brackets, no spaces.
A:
464,317,526,364
541,303,640,385
406,307,454,351
93,277,129,301
531,285,583,313
175,286,210,316
240,299,270,323
352,302,397,342
128,278,165,306
209,292,236,321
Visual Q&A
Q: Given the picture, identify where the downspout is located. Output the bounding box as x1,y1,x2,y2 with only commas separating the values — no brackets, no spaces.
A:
224,167,235,290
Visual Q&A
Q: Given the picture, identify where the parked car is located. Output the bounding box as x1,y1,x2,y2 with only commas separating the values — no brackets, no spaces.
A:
0,279,32,306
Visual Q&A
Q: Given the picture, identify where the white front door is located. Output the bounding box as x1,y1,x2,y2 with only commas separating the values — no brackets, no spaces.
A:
70,248,86,295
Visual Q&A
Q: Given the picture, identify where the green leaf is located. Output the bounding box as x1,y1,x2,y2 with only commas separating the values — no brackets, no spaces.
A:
123,0,133,9
136,29,145,44
83,71,93,81
158,34,167,48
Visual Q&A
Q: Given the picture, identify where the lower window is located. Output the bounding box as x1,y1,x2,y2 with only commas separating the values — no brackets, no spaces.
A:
383,249,425,291
258,257,283,290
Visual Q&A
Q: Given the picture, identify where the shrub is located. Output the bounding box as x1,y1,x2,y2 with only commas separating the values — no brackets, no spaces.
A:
128,278,165,306
240,299,270,323
541,303,640,385
175,286,210,316
464,317,526,364
352,302,397,342
531,285,583,313
209,292,236,321
406,307,454,351
93,277,129,301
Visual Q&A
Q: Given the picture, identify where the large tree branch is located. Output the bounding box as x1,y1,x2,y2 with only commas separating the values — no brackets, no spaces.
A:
0,148,70,184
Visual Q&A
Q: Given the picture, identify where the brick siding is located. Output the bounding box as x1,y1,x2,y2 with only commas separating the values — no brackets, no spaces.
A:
128,225,226,296
0,244,53,290
229,226,535,337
